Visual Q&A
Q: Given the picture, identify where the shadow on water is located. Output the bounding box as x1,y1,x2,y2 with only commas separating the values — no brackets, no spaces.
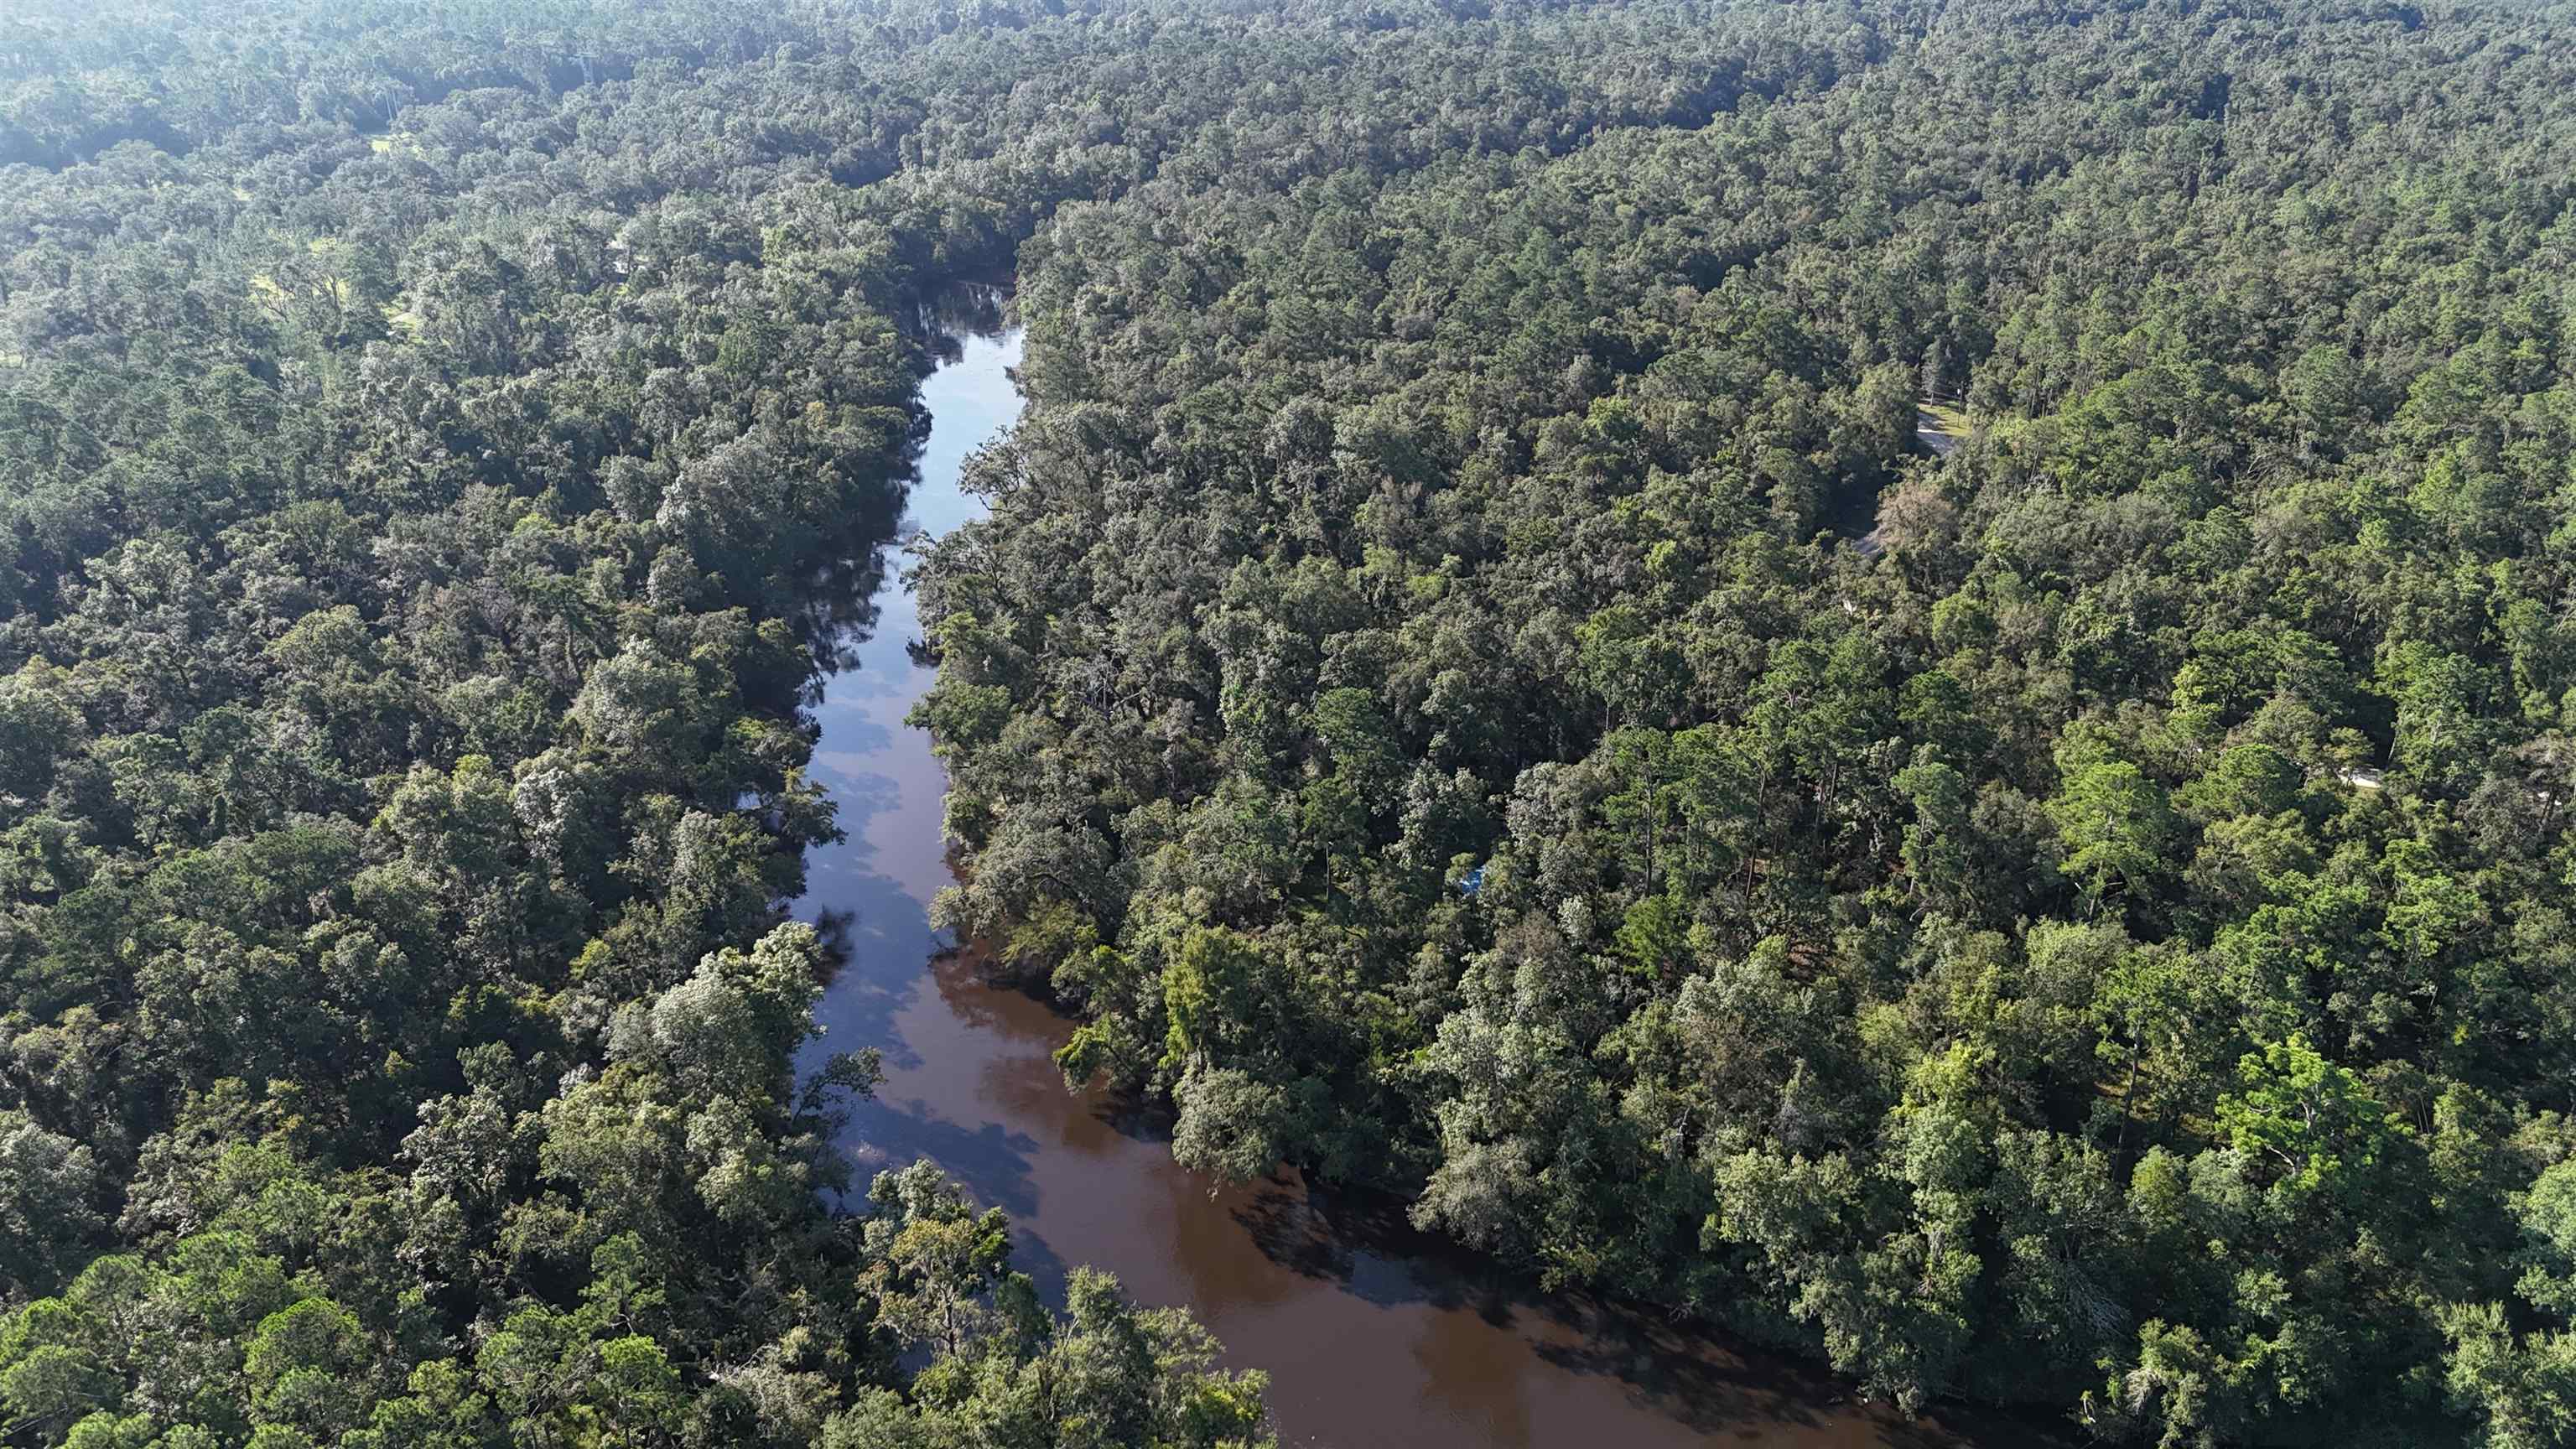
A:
796,280,1029,1164
842,1092,1043,1218
912,278,1013,357
906,954,2070,1449
789,278,1010,687
792,484,907,686
808,905,930,1074
792,283,2060,1449
1205,1139,1929,1443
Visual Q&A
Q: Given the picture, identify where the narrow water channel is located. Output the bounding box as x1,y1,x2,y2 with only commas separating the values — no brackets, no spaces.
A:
798,289,2029,1449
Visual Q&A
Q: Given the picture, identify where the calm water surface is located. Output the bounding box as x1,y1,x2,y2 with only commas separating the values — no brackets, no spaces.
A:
798,293,2032,1449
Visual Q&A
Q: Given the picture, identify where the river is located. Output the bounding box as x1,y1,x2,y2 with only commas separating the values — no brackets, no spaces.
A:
798,289,2034,1449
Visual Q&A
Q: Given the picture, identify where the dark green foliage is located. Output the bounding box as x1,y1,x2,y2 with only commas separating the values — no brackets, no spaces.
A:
14,0,2576,1443
0,3,1279,1446
884,0,2576,1443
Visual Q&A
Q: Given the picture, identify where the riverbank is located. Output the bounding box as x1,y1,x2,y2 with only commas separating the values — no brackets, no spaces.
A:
795,287,2058,1449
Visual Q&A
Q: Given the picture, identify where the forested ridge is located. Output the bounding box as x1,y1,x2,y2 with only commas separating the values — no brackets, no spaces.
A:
5,0,2576,1445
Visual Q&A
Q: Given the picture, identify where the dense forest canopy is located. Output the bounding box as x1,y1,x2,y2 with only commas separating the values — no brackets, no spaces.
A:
0,1,1305,1445
7,0,2576,1445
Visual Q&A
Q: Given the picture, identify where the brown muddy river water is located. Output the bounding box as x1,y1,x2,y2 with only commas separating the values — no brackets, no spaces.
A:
798,289,2040,1449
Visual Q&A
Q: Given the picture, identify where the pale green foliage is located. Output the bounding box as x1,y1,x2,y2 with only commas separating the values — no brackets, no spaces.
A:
1171,1066,1289,1187
2213,1036,2407,1197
